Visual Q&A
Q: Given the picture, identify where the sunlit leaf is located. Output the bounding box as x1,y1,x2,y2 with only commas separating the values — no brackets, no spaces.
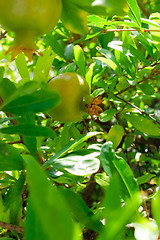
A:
126,113,160,137
2,88,60,115
25,156,79,240
43,132,102,168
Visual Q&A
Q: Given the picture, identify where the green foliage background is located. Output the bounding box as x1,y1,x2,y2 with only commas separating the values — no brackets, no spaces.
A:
0,0,160,239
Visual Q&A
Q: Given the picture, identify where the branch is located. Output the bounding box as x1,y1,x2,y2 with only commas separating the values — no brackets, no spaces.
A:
103,28,160,33
115,67,160,96
0,31,7,40
8,139,23,145
0,221,24,233
114,95,160,125
136,0,150,18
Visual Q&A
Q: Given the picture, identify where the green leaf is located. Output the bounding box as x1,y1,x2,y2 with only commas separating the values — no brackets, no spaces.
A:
0,238,16,240
15,53,30,82
149,13,160,43
100,142,139,198
95,57,118,72
33,47,56,82
0,78,16,102
59,188,103,233
99,142,116,178
139,83,155,95
44,34,64,59
3,174,25,225
59,62,77,74
0,125,55,138
2,88,60,115
129,45,149,65
100,192,141,239
25,197,47,240
52,150,100,176
0,67,4,79
0,116,19,124
61,0,88,35
43,132,102,168
97,173,141,240
25,156,78,240
126,113,160,137
0,194,10,222
73,45,86,77
86,62,96,91
152,181,160,232
113,155,139,198
70,0,129,17
137,173,156,185
88,15,110,28
100,109,117,122
127,0,141,26
18,113,38,158
0,141,25,171
106,125,124,149
95,172,109,188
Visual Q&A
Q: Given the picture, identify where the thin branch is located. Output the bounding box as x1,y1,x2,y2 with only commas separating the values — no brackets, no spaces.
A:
115,78,146,96
37,151,45,165
8,140,23,145
0,221,24,233
114,95,160,124
136,0,150,18
115,67,160,96
0,31,7,40
103,28,160,33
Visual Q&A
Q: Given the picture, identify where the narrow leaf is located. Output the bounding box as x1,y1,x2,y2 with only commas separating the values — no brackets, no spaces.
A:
43,132,102,168
95,57,118,72
15,53,30,82
73,45,86,77
26,156,77,240
0,141,25,171
126,113,160,137
3,174,25,224
53,150,100,176
59,188,103,233
0,125,55,138
106,125,124,149
127,0,141,26
100,142,139,198
2,88,60,115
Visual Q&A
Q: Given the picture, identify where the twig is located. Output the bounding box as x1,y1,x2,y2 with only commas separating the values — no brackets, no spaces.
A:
0,31,7,40
0,221,24,233
115,67,160,96
103,28,160,33
114,94,160,124
115,78,146,96
136,0,150,18
8,139,23,145
37,151,45,165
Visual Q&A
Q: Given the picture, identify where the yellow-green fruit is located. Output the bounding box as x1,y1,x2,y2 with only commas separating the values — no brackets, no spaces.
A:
0,0,62,60
61,1,88,35
47,72,91,122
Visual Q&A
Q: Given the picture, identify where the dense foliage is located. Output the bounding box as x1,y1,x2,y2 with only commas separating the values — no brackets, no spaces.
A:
0,0,160,239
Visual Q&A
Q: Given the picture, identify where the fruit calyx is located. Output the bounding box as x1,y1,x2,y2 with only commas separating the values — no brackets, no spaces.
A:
5,30,41,61
87,96,103,120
